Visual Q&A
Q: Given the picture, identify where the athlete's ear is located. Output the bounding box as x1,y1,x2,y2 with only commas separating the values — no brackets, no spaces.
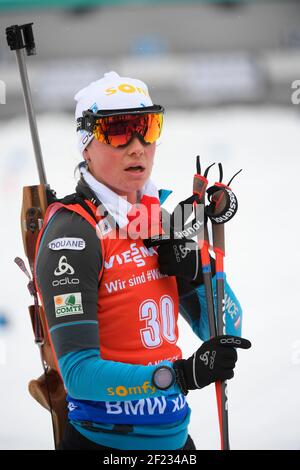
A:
83,148,91,163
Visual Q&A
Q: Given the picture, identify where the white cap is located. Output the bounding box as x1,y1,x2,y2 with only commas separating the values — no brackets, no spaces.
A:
75,71,153,153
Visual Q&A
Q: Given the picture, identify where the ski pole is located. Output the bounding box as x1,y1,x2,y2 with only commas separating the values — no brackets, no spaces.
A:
193,156,236,450
206,163,241,340
205,163,241,450
193,157,230,449
193,157,217,336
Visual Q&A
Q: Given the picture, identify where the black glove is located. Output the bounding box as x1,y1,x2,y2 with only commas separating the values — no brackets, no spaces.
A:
144,194,215,284
173,335,251,394
150,237,215,284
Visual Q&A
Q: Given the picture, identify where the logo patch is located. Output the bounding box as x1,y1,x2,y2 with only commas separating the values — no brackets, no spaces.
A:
68,402,78,412
54,256,75,276
98,217,113,236
48,238,86,251
54,292,84,318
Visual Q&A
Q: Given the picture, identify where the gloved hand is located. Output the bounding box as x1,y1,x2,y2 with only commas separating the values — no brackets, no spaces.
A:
144,194,214,284
149,236,215,284
173,335,251,394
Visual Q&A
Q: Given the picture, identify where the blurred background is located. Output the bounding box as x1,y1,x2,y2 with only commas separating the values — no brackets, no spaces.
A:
0,0,300,450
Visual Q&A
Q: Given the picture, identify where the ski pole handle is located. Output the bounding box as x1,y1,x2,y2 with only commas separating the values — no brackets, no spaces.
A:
193,160,217,337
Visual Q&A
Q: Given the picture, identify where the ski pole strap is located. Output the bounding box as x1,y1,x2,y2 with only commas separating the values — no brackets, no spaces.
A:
193,173,208,201
206,183,238,225
193,172,209,251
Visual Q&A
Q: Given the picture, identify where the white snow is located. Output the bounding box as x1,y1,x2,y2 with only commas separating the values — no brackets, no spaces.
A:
0,106,299,449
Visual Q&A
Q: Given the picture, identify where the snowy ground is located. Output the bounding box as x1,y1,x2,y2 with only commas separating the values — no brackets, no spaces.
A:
0,106,299,450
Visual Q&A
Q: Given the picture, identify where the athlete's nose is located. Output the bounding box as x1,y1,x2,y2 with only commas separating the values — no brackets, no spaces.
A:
126,136,145,157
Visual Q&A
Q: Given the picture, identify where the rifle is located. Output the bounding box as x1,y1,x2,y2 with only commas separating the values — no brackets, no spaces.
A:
6,23,67,449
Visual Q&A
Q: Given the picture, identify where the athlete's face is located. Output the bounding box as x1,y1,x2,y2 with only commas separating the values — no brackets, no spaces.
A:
84,137,156,204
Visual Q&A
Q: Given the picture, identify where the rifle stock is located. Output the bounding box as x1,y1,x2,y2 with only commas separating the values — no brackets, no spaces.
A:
21,185,68,449
6,22,67,449
21,184,48,267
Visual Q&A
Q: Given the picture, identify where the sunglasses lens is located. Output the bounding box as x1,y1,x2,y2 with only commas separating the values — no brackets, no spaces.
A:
144,113,163,144
93,113,163,147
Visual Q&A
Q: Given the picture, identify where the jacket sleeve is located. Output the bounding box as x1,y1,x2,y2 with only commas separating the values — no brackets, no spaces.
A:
35,208,181,402
177,275,243,342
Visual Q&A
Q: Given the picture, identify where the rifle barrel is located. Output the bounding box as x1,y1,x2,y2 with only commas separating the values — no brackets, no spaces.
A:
15,47,47,185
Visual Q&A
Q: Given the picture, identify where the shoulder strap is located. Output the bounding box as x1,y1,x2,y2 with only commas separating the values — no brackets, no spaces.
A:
58,193,99,223
35,196,105,289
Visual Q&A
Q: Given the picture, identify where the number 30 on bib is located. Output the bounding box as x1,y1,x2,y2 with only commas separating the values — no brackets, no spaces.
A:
139,295,177,349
